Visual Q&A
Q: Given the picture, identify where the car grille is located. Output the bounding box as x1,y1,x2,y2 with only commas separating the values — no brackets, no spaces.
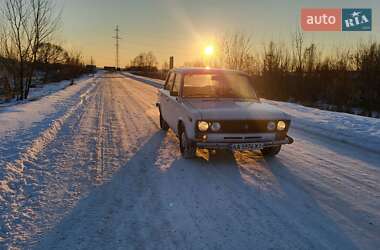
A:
208,120,290,134
217,120,267,133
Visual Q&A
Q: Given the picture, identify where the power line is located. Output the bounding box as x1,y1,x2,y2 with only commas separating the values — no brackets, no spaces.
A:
113,25,122,68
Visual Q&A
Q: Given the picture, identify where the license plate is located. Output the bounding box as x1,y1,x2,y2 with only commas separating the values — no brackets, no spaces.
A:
232,143,264,151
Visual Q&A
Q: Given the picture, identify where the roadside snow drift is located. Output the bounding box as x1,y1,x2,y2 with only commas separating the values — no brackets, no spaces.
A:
0,73,98,246
264,99,380,154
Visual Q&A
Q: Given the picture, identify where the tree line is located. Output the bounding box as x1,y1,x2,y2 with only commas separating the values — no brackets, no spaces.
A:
187,31,380,117
125,32,379,116
127,51,158,71
0,0,86,101
125,51,168,79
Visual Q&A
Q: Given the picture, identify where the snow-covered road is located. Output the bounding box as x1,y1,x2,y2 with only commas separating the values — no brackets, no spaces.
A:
1,72,379,249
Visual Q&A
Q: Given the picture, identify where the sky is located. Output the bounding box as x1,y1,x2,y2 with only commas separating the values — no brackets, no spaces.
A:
56,0,379,67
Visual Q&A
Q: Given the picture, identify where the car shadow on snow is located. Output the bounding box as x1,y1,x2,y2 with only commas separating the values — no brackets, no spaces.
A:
152,131,358,249
31,131,168,249
33,130,358,250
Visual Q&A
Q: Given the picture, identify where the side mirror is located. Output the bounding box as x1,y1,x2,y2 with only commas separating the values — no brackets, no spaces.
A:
170,90,179,97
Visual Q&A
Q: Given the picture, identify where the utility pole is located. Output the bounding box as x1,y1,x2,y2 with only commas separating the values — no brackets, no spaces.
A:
113,25,121,70
169,56,174,69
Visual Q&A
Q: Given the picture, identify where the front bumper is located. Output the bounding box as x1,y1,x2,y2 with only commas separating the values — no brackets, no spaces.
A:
196,136,294,150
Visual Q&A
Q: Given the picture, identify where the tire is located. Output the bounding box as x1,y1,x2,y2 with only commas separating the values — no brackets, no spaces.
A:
159,111,169,131
179,127,196,159
261,146,281,157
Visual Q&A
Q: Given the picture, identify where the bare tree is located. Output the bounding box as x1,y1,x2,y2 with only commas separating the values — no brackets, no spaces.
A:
217,32,254,71
145,51,158,68
25,0,60,97
37,42,65,82
292,29,304,72
0,25,18,91
303,43,319,73
0,0,60,99
1,0,33,100
130,51,158,70
261,41,292,99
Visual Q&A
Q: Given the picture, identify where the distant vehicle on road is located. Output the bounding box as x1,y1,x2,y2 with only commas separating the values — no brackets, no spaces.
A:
157,67,294,158
103,66,117,71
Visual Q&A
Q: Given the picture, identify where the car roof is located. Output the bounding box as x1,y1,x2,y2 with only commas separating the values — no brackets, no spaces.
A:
170,67,247,75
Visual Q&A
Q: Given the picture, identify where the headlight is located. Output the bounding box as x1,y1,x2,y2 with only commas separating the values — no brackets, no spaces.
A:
277,121,286,131
198,121,209,132
211,122,221,132
267,121,276,131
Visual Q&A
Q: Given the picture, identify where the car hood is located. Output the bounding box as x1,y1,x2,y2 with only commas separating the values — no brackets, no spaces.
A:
183,99,289,121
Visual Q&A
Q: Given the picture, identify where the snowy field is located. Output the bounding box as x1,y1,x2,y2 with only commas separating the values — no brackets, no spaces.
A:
0,72,379,249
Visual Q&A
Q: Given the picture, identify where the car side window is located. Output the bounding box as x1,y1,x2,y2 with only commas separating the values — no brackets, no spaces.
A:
172,73,181,93
165,73,175,91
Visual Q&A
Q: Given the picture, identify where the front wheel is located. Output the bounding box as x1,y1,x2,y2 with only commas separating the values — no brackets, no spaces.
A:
261,146,281,157
179,128,196,159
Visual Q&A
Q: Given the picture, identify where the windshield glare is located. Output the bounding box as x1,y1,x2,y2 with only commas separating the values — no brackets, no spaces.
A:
182,72,258,100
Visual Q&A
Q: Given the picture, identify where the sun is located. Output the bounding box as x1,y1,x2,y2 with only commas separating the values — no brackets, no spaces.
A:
204,45,214,56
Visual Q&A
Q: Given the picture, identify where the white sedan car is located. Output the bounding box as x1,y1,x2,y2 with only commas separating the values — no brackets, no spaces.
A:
157,67,294,158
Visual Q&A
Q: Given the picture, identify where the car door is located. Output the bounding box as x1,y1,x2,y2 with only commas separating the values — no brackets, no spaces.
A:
166,73,182,132
160,72,175,126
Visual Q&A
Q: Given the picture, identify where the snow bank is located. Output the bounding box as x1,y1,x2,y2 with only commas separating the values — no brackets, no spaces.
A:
263,99,380,153
121,72,164,88
0,73,98,137
0,75,90,108
125,73,380,154
0,73,98,244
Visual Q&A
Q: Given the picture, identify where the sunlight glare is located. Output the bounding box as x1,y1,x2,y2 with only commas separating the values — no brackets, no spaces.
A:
204,45,214,56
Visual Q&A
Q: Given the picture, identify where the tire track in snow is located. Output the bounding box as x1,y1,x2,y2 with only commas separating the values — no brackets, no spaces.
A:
1,75,165,249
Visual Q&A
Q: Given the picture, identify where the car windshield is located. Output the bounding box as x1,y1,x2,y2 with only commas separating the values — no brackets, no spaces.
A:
182,72,258,100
